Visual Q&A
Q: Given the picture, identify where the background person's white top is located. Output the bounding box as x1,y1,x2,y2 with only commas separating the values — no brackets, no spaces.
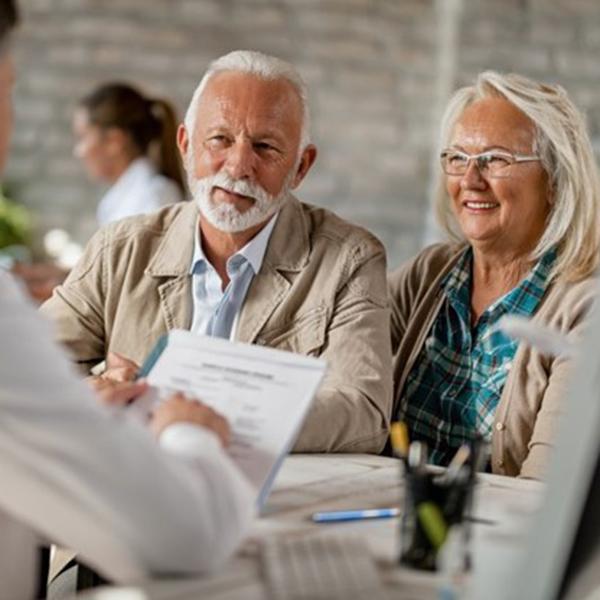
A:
0,270,254,600
96,157,184,226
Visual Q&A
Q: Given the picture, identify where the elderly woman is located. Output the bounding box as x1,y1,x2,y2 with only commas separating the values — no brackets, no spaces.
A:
390,71,600,479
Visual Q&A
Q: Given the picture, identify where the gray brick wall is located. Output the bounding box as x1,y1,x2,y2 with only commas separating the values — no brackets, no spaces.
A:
6,0,600,269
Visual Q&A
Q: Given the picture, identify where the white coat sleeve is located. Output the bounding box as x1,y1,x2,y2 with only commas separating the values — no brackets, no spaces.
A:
0,270,255,583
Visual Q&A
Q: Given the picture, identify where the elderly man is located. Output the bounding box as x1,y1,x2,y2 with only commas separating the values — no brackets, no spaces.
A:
41,50,392,453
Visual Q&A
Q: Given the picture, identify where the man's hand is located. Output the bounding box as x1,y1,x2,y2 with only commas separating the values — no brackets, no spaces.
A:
87,352,144,406
89,378,149,407
101,351,140,382
150,393,231,447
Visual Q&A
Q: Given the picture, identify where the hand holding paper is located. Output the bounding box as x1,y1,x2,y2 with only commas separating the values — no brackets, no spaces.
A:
136,330,326,507
150,393,231,447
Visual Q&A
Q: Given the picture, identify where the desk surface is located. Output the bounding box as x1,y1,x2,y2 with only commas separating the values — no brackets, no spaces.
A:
81,454,543,600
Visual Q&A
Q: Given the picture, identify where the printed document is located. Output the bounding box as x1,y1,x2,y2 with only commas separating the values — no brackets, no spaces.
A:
136,330,326,506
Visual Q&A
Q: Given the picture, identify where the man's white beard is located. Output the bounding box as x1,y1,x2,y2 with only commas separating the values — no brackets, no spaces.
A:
188,170,292,233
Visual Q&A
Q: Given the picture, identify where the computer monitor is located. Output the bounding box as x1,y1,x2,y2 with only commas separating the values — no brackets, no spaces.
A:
504,278,600,599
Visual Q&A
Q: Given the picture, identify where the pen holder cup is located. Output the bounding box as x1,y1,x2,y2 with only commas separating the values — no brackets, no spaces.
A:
399,468,473,571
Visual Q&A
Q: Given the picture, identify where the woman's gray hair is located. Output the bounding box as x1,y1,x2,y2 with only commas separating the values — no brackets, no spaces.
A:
435,70,600,282
183,50,311,157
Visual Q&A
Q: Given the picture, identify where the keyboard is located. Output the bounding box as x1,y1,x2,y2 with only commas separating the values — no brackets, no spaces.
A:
261,533,388,600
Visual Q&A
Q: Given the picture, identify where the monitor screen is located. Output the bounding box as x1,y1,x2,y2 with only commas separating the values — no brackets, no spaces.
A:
505,278,600,600
560,452,600,598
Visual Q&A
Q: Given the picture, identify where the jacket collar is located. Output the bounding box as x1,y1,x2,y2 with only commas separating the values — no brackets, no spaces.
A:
146,195,310,278
261,195,310,272
146,202,199,278
236,196,311,342
143,196,310,341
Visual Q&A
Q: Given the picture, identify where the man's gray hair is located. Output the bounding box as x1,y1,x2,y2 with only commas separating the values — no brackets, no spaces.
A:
184,50,311,154
435,70,600,283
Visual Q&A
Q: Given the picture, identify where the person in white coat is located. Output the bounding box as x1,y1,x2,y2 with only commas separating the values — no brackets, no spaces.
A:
0,5,254,598
73,82,186,226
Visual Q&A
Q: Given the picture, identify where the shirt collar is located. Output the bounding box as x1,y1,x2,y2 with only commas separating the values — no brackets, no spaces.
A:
487,246,556,318
441,246,472,318
189,212,279,276
440,246,557,320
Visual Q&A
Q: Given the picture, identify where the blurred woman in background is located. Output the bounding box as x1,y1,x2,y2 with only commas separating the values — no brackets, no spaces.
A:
73,82,186,225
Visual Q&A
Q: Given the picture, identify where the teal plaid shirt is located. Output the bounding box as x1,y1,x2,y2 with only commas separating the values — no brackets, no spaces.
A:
401,247,556,466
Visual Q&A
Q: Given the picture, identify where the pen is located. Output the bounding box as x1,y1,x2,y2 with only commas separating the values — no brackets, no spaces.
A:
408,441,428,472
390,421,410,458
438,444,471,485
417,501,447,549
448,444,471,472
311,508,496,526
312,507,400,523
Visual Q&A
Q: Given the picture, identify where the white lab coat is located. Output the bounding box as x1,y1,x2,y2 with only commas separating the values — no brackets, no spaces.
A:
0,270,255,600
97,157,184,226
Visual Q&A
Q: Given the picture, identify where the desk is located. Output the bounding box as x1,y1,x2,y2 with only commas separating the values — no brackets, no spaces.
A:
81,454,543,599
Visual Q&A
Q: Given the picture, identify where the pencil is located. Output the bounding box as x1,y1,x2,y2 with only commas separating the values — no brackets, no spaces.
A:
390,421,410,458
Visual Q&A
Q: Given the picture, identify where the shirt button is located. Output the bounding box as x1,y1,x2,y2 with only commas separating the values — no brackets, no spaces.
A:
495,422,505,431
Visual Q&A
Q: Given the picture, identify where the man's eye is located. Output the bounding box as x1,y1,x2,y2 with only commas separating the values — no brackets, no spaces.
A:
206,136,228,148
254,142,276,152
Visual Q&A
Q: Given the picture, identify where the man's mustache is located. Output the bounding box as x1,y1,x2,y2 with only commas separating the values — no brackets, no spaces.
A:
201,173,271,204
212,185,257,202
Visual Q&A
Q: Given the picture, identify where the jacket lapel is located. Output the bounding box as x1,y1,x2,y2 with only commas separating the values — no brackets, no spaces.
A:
156,276,193,331
236,197,310,343
146,202,198,332
235,264,290,343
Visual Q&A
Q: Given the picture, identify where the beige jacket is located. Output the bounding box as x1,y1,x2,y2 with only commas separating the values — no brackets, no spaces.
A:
389,243,597,479
41,198,393,453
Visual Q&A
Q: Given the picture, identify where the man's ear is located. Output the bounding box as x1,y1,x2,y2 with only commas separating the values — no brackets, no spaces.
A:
177,124,189,162
291,144,317,189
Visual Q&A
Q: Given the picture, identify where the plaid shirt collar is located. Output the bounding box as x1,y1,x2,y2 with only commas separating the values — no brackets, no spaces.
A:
440,246,557,328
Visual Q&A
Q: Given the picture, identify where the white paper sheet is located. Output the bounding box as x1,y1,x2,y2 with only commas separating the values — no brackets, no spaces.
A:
136,330,326,507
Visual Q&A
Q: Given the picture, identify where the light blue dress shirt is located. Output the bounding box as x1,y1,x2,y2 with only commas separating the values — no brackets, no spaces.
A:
189,214,278,340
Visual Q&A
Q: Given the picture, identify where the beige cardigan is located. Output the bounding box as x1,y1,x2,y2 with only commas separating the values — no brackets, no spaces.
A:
389,243,597,479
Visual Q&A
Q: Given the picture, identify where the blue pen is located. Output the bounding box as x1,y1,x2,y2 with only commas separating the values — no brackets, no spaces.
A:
312,508,400,523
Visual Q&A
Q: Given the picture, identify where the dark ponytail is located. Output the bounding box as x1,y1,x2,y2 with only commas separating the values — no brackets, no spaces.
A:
0,0,19,47
147,97,185,195
79,83,185,194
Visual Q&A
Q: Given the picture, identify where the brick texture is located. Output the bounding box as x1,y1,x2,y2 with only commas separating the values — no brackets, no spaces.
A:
6,0,600,269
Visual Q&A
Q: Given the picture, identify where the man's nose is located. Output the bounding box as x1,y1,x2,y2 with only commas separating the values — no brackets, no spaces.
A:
224,139,254,180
